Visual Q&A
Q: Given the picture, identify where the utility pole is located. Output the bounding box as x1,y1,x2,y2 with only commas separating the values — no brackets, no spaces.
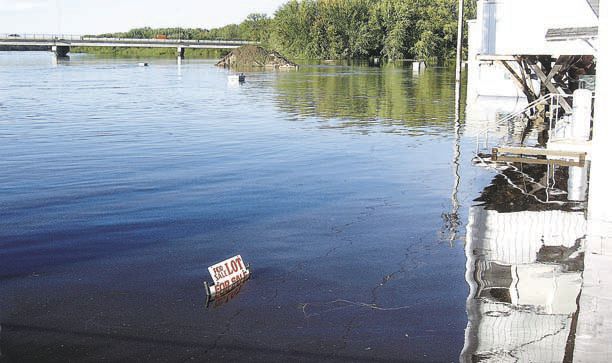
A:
448,0,465,246
56,0,62,36
454,0,465,108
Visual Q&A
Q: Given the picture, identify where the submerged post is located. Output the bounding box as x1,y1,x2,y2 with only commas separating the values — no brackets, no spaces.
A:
412,61,426,73
454,0,465,108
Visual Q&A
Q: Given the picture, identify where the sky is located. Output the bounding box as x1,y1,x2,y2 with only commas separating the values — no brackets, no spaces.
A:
0,0,287,34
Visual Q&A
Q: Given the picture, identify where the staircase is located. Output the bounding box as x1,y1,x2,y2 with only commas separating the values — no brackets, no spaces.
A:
475,93,573,154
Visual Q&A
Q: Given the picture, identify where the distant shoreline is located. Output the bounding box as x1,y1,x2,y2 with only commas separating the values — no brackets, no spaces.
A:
0,45,49,51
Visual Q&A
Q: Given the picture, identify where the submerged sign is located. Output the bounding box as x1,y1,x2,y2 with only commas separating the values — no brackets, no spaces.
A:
205,255,250,298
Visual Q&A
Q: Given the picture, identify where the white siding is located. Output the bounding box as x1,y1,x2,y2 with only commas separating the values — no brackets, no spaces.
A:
476,0,598,56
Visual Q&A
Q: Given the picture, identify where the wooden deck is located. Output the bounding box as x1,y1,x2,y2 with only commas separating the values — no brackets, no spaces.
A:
492,146,587,167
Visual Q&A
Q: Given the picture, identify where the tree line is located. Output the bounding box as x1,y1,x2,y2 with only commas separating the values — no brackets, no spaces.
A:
90,0,474,64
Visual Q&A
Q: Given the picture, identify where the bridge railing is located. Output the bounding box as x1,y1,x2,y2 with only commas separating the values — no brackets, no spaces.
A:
0,33,84,41
0,34,257,45
80,37,256,45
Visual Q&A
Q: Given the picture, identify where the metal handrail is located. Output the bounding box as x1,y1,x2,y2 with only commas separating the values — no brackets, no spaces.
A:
497,93,563,124
474,93,574,153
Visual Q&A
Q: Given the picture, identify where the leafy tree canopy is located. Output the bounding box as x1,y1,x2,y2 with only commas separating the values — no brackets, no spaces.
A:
90,0,475,64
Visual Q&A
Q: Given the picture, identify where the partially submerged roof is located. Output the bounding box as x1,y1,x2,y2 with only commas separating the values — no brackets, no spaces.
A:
545,26,598,42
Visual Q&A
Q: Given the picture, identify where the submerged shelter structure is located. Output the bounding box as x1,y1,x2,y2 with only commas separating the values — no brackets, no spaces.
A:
465,0,600,170
464,1,612,359
467,0,599,103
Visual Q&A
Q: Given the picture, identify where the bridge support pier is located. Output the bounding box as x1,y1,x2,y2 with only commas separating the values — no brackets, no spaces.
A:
177,47,185,64
51,45,70,59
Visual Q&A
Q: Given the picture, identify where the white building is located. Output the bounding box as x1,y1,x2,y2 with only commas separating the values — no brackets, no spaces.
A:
467,0,599,100
462,2,612,360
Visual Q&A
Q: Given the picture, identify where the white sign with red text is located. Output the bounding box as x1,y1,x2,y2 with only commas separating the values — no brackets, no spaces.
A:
207,255,249,296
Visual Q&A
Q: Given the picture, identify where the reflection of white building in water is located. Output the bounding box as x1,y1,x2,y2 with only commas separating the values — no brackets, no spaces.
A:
461,167,587,362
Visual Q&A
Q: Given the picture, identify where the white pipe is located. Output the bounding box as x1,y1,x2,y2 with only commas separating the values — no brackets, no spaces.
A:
568,166,588,201
571,89,593,141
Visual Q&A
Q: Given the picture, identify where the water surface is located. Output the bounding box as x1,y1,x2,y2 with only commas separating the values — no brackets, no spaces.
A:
1,52,494,361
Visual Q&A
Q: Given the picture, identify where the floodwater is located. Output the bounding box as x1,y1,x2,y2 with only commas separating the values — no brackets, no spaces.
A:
0,52,586,362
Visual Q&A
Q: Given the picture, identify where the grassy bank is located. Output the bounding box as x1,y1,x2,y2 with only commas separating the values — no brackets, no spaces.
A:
71,47,229,59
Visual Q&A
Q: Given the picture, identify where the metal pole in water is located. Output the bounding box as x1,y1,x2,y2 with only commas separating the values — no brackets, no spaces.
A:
445,0,465,248
454,0,465,109
449,112,462,246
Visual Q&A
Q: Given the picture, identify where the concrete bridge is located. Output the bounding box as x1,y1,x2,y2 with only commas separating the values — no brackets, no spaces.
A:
0,34,256,59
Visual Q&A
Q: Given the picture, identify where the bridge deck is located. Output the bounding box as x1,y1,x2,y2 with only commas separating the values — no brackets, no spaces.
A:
0,34,256,49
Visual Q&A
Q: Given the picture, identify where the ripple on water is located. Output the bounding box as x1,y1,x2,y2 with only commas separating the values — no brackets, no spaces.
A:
0,53,470,362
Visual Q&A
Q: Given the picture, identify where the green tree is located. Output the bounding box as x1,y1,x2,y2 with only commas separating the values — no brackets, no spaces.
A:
88,0,477,64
